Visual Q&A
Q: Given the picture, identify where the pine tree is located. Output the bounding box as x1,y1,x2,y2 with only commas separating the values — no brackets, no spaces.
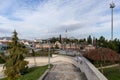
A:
87,35,92,44
3,30,28,80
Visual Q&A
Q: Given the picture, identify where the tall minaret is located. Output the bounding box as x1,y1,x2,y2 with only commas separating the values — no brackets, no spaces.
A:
65,29,67,40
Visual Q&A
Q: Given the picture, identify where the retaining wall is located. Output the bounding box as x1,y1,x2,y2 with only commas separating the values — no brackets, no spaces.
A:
77,57,108,80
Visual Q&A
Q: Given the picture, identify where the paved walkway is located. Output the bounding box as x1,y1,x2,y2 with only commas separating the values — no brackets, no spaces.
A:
44,61,87,80
98,64,119,69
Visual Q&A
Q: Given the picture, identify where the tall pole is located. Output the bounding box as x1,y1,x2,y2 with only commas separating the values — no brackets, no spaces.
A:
65,29,67,55
48,41,51,69
110,2,115,40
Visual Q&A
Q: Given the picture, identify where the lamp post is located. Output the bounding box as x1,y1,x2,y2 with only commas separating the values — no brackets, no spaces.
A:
110,1,115,40
48,41,51,69
100,43,103,73
76,42,80,62
76,47,79,62
65,29,67,55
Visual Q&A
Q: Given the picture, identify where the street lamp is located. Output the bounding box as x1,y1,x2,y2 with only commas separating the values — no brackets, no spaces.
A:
65,29,67,55
76,43,80,62
76,48,79,62
48,41,51,69
110,1,115,40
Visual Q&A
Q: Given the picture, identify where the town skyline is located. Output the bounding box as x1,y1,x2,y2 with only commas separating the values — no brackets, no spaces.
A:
0,0,120,40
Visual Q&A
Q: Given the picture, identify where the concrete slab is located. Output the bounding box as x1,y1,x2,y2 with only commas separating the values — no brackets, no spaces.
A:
44,62,87,80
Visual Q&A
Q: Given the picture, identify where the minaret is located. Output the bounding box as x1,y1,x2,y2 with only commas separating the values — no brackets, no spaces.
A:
65,29,67,42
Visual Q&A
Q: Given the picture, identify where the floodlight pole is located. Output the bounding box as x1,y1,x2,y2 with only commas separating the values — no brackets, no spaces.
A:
110,2,115,40
48,41,51,69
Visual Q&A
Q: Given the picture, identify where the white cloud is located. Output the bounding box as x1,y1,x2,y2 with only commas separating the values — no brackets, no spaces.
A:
0,0,119,39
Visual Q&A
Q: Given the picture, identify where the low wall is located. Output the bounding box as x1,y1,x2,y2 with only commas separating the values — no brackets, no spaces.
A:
77,57,108,80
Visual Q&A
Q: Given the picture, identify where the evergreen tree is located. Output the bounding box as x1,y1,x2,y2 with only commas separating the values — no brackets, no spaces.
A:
87,35,92,44
98,36,106,47
3,30,28,80
95,36,120,54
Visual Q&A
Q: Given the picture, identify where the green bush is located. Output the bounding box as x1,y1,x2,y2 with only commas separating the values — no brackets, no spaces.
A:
0,55,5,64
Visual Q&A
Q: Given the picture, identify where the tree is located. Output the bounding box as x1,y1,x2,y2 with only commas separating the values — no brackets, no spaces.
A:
97,36,108,47
84,48,120,73
55,44,59,49
3,30,28,80
50,37,59,43
87,35,92,44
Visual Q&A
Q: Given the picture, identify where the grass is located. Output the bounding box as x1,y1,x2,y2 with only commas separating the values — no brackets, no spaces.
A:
0,64,53,80
103,66,120,80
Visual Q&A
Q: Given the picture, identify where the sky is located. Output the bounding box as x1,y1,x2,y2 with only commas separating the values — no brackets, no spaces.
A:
0,0,120,40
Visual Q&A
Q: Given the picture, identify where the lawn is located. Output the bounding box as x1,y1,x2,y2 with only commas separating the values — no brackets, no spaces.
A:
0,64,53,80
104,66,120,80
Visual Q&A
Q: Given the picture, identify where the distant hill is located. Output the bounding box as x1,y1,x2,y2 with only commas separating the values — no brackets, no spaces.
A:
0,37,12,40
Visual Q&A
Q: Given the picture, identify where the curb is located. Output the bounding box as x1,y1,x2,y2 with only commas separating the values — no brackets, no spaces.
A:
38,69,50,80
38,65,55,80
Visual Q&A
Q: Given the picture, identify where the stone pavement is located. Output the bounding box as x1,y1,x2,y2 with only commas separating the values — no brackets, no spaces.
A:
44,61,87,80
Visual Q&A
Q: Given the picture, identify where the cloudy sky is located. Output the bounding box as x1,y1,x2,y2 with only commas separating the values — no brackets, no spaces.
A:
0,0,120,40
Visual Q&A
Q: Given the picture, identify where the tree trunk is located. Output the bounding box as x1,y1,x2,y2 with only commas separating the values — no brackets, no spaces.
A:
100,63,104,74
34,57,37,66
